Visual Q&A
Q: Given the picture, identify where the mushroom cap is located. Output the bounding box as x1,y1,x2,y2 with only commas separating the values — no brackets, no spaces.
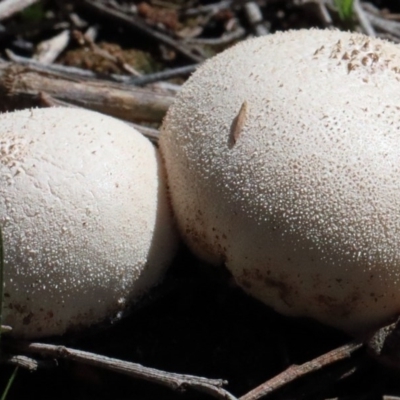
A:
160,29,400,335
0,107,178,338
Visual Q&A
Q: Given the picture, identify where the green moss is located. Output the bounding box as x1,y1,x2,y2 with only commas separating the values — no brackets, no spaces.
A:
335,0,354,21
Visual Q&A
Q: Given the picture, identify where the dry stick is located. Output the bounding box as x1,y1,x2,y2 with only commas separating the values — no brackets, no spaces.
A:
182,0,234,16
79,0,204,63
0,0,40,21
17,342,238,400
184,27,246,46
129,64,199,86
0,61,174,124
7,50,189,90
34,30,70,64
0,325,12,334
244,2,269,36
239,341,363,400
181,0,259,17
353,0,376,37
6,49,138,84
316,0,333,25
362,3,400,38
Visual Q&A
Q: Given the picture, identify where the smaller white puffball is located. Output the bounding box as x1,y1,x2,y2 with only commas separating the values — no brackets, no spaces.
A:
0,107,178,338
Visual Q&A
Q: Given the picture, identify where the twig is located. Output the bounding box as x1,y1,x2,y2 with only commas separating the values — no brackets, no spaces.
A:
181,0,257,17
353,0,376,36
184,27,246,46
129,64,198,86
6,49,135,84
239,341,363,400
182,0,234,17
34,30,70,64
0,0,40,21
0,325,12,334
79,0,204,63
244,2,269,36
316,0,333,25
362,3,400,38
16,342,238,400
129,122,160,143
0,60,174,123
6,50,186,90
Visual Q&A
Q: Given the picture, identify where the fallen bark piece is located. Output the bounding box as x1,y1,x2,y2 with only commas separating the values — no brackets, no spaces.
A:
0,61,174,123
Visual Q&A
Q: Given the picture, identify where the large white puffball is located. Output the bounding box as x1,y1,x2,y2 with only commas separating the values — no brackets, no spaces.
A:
160,29,400,336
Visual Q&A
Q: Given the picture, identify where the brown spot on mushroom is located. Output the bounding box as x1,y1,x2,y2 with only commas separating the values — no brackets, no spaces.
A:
347,62,359,73
183,212,230,266
315,292,360,319
228,100,248,149
313,45,325,56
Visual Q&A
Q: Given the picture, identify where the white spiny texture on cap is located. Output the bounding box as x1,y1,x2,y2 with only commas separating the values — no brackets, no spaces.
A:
0,107,177,338
160,29,400,335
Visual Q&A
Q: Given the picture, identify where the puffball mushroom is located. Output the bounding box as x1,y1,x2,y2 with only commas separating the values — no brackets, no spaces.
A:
0,107,178,338
160,29,400,336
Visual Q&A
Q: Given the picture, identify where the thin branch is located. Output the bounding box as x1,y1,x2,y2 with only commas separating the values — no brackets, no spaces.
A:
239,341,363,400
0,326,12,334
34,30,70,64
244,2,269,36
353,0,376,36
129,64,198,86
79,0,204,63
129,122,159,143
184,27,246,46
0,60,174,123
316,0,333,25
16,342,238,400
6,49,146,85
6,50,187,91
0,0,40,21
181,0,259,17
362,3,400,38
182,0,234,17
